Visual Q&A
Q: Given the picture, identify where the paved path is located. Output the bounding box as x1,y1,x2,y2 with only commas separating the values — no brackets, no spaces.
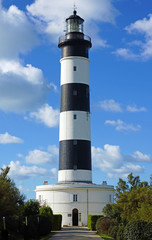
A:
49,227,102,240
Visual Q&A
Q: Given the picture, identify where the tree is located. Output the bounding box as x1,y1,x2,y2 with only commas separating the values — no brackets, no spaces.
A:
114,173,152,223
0,167,25,221
150,174,152,186
103,203,121,223
115,178,129,200
102,174,152,239
127,173,140,190
24,199,40,216
115,173,149,199
118,187,152,222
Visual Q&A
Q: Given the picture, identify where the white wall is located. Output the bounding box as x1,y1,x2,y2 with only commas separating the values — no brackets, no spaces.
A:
36,185,114,226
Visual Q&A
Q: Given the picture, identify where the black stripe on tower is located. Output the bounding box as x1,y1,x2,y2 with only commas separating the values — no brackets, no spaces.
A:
60,83,90,112
58,33,91,58
59,140,91,170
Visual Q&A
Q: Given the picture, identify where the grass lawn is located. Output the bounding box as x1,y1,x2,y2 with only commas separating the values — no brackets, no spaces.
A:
40,232,55,240
8,232,23,240
98,233,114,240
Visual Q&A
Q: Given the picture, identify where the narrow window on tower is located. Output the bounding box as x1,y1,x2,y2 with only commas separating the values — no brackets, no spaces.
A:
73,140,77,145
86,112,89,121
38,195,42,202
109,194,112,203
73,114,77,120
73,90,77,96
73,66,77,71
73,164,77,170
73,194,78,202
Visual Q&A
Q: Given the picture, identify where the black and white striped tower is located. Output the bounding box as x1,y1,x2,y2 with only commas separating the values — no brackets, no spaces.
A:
58,10,92,183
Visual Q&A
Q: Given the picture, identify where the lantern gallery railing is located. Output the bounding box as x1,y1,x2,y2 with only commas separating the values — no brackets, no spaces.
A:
59,34,91,43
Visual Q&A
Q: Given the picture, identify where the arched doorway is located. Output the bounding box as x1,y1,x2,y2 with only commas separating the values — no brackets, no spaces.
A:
72,208,78,226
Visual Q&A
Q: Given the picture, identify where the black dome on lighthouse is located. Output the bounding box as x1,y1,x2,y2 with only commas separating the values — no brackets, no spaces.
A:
66,10,84,23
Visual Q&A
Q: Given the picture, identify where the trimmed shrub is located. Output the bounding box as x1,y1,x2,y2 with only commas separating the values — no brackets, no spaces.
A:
23,215,38,239
6,216,20,233
144,222,152,240
96,217,103,233
123,220,146,240
21,215,51,239
108,224,118,239
52,215,62,230
39,215,52,236
95,217,113,234
116,224,125,240
2,216,24,237
40,206,53,226
88,215,104,230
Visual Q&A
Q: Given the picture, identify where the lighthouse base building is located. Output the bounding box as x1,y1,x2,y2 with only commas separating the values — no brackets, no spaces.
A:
36,182,114,226
36,10,114,226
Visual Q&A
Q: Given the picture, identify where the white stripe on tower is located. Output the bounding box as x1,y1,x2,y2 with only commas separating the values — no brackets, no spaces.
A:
60,57,89,85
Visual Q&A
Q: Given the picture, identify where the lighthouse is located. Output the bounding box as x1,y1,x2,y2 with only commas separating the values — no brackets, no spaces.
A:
36,10,114,227
58,10,92,184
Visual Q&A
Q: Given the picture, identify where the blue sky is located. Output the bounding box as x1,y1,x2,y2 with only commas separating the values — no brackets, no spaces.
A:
0,0,152,199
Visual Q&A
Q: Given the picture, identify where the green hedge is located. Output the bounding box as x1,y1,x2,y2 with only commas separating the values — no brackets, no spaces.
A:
40,206,53,224
52,215,62,230
88,215,104,230
116,224,125,240
124,220,152,240
21,215,51,239
108,224,118,239
144,222,152,239
95,217,113,234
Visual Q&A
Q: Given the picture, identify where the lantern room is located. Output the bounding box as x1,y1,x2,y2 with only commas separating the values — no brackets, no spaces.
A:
66,10,84,33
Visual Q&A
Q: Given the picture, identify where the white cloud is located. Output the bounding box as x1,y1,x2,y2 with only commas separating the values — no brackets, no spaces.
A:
25,150,54,165
92,145,145,178
47,145,59,156
125,14,152,37
27,0,118,46
0,60,44,85
18,185,30,193
0,132,23,144
0,5,53,113
108,163,145,178
99,99,147,113
113,48,138,60
114,14,152,60
0,60,50,113
131,151,152,162
28,104,59,127
25,145,59,165
100,99,122,112
105,119,141,131
0,4,39,59
126,105,147,112
5,161,57,180
49,83,58,93
92,145,123,171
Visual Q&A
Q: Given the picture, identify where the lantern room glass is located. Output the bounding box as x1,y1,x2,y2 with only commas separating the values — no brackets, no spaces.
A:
66,19,84,33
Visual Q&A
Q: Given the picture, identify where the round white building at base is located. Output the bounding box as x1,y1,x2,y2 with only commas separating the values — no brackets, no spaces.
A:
36,182,114,226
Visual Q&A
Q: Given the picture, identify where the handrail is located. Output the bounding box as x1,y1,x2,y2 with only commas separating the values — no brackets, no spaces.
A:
59,34,91,43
